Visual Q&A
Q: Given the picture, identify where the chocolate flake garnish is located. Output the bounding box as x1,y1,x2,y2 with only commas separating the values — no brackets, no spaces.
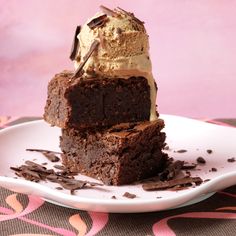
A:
227,157,235,163
100,5,118,17
10,160,103,194
111,195,117,199
211,167,217,172
142,177,203,191
123,192,136,199
73,40,100,78
175,149,187,153
207,149,213,154
70,25,81,60
182,162,197,170
196,157,206,164
87,14,108,29
159,160,184,181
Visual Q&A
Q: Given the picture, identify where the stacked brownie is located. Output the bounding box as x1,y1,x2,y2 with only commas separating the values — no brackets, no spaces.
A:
43,6,168,185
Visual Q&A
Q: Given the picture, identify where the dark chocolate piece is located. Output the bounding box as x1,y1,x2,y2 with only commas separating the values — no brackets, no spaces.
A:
196,157,206,164
123,192,136,199
70,25,81,60
227,157,235,163
87,14,108,29
73,40,100,78
159,160,184,181
142,177,203,191
211,167,217,172
111,195,117,199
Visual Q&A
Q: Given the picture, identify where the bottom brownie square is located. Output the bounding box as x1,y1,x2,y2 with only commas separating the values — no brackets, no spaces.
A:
60,119,168,185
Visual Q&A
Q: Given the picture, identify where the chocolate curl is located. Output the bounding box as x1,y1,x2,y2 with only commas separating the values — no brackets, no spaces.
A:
73,40,100,78
69,25,81,60
87,14,108,29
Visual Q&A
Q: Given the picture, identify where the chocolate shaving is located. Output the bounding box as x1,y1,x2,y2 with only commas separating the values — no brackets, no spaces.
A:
227,157,235,163
100,5,118,17
69,25,81,60
159,160,184,181
211,167,217,172
10,160,103,194
123,192,136,199
26,149,61,162
142,177,203,191
87,14,108,29
175,149,187,153
73,40,100,78
26,148,62,154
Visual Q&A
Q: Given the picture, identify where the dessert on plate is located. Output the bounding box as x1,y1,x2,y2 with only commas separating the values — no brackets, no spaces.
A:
44,6,168,185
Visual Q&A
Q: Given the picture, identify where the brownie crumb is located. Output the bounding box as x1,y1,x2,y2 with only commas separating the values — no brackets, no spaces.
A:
123,192,137,199
227,157,235,163
196,157,206,164
111,195,117,199
211,167,217,172
207,149,213,154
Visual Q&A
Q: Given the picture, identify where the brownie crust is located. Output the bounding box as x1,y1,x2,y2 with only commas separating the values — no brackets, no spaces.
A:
44,71,154,129
60,119,168,185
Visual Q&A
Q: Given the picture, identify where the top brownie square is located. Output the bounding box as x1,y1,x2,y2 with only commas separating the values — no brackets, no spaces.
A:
44,70,155,129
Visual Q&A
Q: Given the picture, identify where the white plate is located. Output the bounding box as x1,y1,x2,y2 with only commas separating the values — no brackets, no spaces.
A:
0,115,236,213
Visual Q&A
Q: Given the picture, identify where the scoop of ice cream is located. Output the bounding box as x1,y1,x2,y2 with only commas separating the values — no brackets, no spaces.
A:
73,7,157,121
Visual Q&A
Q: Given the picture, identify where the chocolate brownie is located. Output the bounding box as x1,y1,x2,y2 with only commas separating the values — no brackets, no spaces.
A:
44,70,154,129
60,119,168,185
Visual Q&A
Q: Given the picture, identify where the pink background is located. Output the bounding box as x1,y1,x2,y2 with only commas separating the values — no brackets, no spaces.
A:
1,0,235,118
